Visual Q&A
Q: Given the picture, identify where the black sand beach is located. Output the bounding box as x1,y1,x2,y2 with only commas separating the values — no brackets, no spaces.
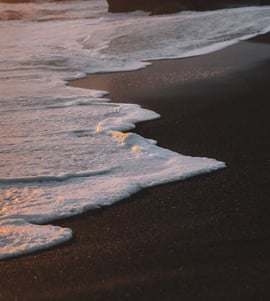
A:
1,34,270,301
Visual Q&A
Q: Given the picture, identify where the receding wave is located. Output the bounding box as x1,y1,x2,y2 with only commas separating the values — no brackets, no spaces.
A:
0,8,70,21
0,9,23,20
0,0,105,21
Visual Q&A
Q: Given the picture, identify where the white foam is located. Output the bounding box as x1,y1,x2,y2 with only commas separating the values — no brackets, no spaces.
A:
0,219,72,260
0,132,225,260
0,1,270,259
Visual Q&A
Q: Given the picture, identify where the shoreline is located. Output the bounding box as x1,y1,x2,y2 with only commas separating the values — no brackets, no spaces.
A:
1,34,270,300
70,35,270,107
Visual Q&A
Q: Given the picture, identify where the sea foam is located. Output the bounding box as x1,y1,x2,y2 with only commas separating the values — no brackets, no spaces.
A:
0,0,270,259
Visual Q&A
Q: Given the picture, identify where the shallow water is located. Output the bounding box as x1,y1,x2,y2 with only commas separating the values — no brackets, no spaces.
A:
0,0,269,259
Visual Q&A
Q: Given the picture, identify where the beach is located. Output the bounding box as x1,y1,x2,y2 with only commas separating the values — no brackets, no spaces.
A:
1,34,270,301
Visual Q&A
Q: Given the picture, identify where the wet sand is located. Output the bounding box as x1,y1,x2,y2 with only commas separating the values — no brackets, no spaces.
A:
0,34,270,301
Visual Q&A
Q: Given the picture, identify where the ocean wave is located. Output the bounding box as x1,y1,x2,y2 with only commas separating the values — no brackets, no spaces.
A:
0,0,106,22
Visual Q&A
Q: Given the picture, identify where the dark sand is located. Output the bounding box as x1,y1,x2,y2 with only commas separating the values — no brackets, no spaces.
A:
1,34,270,301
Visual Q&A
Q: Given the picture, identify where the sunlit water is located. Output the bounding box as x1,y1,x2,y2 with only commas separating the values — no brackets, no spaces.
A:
0,0,269,259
